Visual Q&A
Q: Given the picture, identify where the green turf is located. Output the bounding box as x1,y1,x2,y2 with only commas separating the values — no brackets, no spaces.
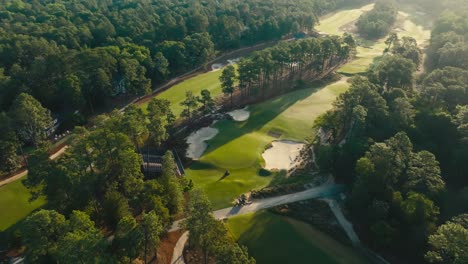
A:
186,81,350,209
0,178,45,231
139,68,226,117
226,211,368,264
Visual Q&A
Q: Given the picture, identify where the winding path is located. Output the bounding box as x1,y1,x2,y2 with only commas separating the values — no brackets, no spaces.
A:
0,146,68,187
169,183,344,264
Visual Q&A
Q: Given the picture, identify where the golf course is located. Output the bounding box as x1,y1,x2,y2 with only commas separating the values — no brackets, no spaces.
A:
0,1,432,261
179,2,431,210
181,2,431,263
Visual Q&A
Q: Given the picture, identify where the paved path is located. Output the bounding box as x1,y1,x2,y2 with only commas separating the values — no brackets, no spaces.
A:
169,184,344,232
0,146,68,187
170,232,188,264
322,198,360,245
168,184,345,264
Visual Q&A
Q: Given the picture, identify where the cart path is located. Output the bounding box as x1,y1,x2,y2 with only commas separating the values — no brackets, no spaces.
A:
0,146,68,187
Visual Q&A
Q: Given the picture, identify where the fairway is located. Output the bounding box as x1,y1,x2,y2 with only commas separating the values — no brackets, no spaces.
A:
0,178,45,231
139,69,225,117
317,4,430,74
186,81,349,208
226,211,368,264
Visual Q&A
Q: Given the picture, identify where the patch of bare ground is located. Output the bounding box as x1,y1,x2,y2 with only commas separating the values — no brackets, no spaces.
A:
158,231,184,264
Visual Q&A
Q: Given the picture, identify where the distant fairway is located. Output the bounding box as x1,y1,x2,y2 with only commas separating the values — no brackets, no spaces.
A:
226,211,368,264
317,4,431,74
0,178,45,231
186,80,349,208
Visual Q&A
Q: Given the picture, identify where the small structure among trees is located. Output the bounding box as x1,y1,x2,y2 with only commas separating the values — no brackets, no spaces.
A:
141,150,184,178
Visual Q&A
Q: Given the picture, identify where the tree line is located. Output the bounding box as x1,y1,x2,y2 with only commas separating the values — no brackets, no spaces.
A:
356,0,398,39
0,0,353,120
220,34,357,103
314,14,468,264
15,99,186,262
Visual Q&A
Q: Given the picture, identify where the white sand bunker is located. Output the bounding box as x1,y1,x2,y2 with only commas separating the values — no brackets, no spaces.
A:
262,140,305,171
211,63,223,71
186,127,219,159
227,106,250,122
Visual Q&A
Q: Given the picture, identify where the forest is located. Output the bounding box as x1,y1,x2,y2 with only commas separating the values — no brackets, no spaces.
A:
314,2,468,263
0,0,366,176
0,0,467,263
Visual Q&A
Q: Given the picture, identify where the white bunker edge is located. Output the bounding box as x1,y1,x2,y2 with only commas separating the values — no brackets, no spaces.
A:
262,140,306,171
227,106,250,122
185,125,219,160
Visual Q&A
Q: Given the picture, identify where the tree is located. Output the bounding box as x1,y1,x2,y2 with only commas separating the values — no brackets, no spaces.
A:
115,216,144,262
0,112,20,174
368,55,416,90
199,89,215,114
404,151,445,197
183,189,220,264
10,93,53,147
121,105,149,150
56,211,105,263
141,211,163,264
161,151,184,215
425,216,468,264
220,65,237,106
21,210,66,263
180,90,199,120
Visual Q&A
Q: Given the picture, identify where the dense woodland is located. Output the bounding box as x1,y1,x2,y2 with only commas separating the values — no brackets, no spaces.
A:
0,0,367,176
356,0,398,39
315,2,468,263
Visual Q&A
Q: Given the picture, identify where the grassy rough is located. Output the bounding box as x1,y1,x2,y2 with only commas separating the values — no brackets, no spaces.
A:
0,178,45,231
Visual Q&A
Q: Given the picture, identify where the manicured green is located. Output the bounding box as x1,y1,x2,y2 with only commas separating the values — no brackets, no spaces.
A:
0,178,45,231
139,69,225,117
186,81,350,208
226,211,368,264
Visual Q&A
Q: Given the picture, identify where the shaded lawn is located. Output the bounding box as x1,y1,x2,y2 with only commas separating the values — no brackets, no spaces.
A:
226,211,368,264
186,81,350,209
0,178,45,231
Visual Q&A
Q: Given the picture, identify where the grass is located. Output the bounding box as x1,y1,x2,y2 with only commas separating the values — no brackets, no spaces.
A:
186,81,350,209
138,69,225,117
226,211,368,264
0,178,45,231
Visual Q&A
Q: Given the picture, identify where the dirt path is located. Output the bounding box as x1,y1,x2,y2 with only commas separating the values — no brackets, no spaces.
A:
0,146,68,187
